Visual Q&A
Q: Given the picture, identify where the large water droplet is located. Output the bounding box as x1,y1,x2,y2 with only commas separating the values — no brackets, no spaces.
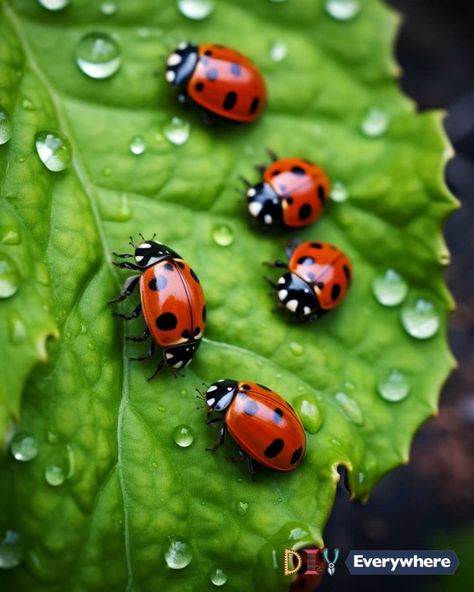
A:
173,425,194,448
0,225,21,245
330,181,349,202
75,32,122,79
0,254,20,299
45,465,65,487
129,136,146,155
210,567,228,586
100,1,117,15
164,539,193,569
0,107,12,145
335,392,364,426
211,224,234,247
10,433,39,462
325,0,360,20
377,369,410,402
177,0,215,20
293,394,323,433
270,41,287,62
236,500,249,516
401,298,440,339
164,116,190,145
38,0,70,11
372,269,408,307
35,130,72,172
0,530,22,569
360,108,389,138
289,342,304,356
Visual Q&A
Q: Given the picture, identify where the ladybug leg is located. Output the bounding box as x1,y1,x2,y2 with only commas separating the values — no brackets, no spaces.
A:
263,259,287,269
113,303,142,321
266,148,278,162
205,416,224,425
206,424,227,452
264,276,279,290
254,164,266,174
112,252,133,259
147,358,164,382
130,339,155,362
107,275,140,305
245,455,257,477
126,328,150,342
239,175,252,188
113,261,142,271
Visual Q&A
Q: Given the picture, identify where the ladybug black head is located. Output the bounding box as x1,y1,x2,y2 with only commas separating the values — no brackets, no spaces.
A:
163,340,201,370
206,379,238,412
134,240,181,269
246,182,283,227
165,42,199,87
276,272,320,317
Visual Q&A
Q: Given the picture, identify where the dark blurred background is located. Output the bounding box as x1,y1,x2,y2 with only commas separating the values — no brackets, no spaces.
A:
318,1,474,590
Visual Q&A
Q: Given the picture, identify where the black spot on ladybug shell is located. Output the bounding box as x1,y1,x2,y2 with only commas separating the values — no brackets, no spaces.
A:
202,305,207,323
331,283,342,301
249,96,260,114
204,49,213,56
243,400,259,416
206,67,219,81
317,185,326,204
223,91,238,110
240,383,251,390
193,326,201,336
316,281,325,290
310,242,323,249
195,82,204,92
271,169,281,176
291,165,306,175
230,63,241,76
298,203,312,220
343,264,351,280
190,268,200,283
297,256,315,265
290,446,303,464
272,408,284,425
286,196,294,205
264,438,284,458
164,262,174,271
181,329,191,339
148,275,167,291
176,261,185,269
156,312,178,331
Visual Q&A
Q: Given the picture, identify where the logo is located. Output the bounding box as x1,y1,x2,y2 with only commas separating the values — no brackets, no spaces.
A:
284,547,339,577
323,547,340,576
346,550,459,575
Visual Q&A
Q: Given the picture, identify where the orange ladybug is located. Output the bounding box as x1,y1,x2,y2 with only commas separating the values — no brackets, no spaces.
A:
246,156,330,228
109,238,205,377
205,380,306,473
165,42,266,123
267,240,352,321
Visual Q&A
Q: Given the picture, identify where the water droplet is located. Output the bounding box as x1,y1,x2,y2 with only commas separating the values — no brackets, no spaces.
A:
401,298,440,339
360,108,389,138
21,98,35,111
35,130,72,172
372,269,408,307
177,0,215,20
0,107,12,145
163,116,190,146
173,425,194,448
0,225,21,245
45,465,65,487
158,405,166,413
179,389,187,398
129,135,146,155
330,181,349,202
102,167,112,177
38,0,70,11
0,254,20,299
9,314,27,343
10,434,39,462
289,342,304,356
439,251,451,265
293,394,323,433
377,369,410,402
210,567,227,586
100,1,117,15
47,431,59,444
335,392,364,426
270,41,287,62
87,341,96,351
211,224,235,247
164,539,193,569
0,530,22,569
325,0,361,20
75,32,122,80
236,500,249,515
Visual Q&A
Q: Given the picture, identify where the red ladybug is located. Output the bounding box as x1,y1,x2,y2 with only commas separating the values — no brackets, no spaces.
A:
246,156,330,228
165,42,266,123
268,240,352,321
109,238,206,377
205,380,306,473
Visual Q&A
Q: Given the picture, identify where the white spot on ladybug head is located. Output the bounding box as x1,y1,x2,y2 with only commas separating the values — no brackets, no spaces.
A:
247,187,257,198
165,352,174,360
278,289,288,301
166,70,176,82
177,42,188,50
140,243,151,249
167,53,182,66
207,385,218,393
303,306,311,315
264,214,273,224
135,255,144,262
184,359,192,367
172,360,184,369
277,276,286,285
217,379,225,382
286,299,298,312
248,201,263,217
304,288,310,293
207,397,215,406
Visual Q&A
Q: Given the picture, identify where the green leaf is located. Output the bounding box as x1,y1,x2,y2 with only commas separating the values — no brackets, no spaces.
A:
0,0,457,590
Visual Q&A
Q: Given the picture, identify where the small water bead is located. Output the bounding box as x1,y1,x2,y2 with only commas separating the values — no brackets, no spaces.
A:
38,0,70,11
173,425,194,448
293,394,323,434
0,225,21,245
401,298,440,340
289,342,304,356
236,500,249,516
100,1,117,15
325,0,361,21
0,254,20,299
211,224,235,247
360,108,389,138
164,539,193,569
47,431,59,444
270,41,288,62
76,32,122,80
330,181,349,203
129,136,146,155
377,369,410,402
0,530,22,569
335,392,364,426
372,269,408,307
35,130,71,172
177,0,215,20
163,116,191,146
11,434,39,462
9,315,27,344
45,465,65,487
210,567,228,586
0,108,12,145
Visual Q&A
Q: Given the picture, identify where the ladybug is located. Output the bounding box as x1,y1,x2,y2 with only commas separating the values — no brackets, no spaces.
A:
109,237,206,377
165,42,266,123
246,155,330,229
267,240,352,321
204,380,306,473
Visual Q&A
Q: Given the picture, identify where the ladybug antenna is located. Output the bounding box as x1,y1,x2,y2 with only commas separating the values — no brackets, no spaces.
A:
239,175,251,188
151,232,157,240
195,388,207,402
266,148,278,162
138,232,146,242
129,236,135,248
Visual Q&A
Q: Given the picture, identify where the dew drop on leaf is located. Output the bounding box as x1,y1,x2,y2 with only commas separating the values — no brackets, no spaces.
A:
0,225,21,245
9,314,27,344
372,269,408,307
37,0,70,11
334,392,364,426
269,41,287,62
35,130,72,173
210,567,228,586
325,0,361,21
45,465,65,487
360,108,389,137
129,135,146,155
293,394,323,433
211,224,235,247
377,369,410,402
163,116,191,146
177,0,215,20
75,32,122,80
0,107,12,145
235,500,249,516
0,530,22,569
164,539,193,569
330,180,349,202
289,341,304,356
173,425,194,448
0,253,20,299
10,433,39,462
100,1,117,16
401,298,440,339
